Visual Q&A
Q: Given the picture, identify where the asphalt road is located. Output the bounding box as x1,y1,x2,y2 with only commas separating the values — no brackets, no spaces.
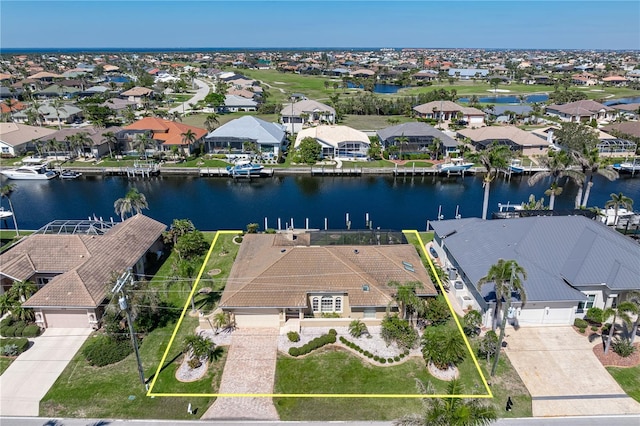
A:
3,416,640,426
168,78,210,114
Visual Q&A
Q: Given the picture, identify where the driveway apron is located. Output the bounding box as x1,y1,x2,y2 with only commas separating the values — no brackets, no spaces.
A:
202,328,279,420
503,326,640,417
0,328,92,416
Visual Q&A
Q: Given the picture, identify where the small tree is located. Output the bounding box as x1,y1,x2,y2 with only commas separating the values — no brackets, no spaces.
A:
421,326,467,370
349,319,369,338
423,295,451,326
246,223,259,234
295,137,322,165
478,330,499,363
183,334,217,365
463,310,483,337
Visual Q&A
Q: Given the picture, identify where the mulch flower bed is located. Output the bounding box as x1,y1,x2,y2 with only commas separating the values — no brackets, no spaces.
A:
592,342,640,368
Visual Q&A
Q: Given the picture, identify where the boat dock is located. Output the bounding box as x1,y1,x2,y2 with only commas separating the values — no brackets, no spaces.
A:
311,166,363,176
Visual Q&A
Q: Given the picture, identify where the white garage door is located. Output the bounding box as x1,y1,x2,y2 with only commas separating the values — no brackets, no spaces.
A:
234,309,280,328
44,309,88,328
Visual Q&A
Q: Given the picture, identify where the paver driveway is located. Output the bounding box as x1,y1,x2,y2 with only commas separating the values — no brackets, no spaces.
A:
503,326,640,417
0,328,92,416
202,328,279,420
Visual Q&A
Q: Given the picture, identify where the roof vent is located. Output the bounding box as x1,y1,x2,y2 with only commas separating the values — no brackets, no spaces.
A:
362,284,369,292
354,249,360,254
280,249,286,253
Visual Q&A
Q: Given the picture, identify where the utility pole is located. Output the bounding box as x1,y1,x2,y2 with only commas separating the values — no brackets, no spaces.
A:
112,269,146,388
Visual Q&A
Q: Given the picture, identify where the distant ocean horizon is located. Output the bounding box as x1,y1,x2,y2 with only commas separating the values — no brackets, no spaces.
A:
2,47,638,54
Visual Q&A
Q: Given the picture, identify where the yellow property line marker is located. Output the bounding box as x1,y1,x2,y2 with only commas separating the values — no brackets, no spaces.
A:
147,230,493,399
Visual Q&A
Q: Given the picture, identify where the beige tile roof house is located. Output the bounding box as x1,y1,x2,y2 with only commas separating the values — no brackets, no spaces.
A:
413,101,485,126
219,233,437,328
0,214,166,328
457,125,550,157
0,123,57,156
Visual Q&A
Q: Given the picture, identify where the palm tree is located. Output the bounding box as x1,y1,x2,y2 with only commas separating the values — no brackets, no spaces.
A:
428,138,442,160
204,113,220,132
396,134,409,160
480,143,511,220
181,129,197,156
102,131,118,159
527,152,584,210
0,183,20,236
212,311,235,333
74,132,92,158
114,188,149,221
395,379,497,426
478,259,527,376
572,148,619,208
135,133,153,159
605,192,634,226
51,98,67,130
602,301,636,354
624,291,640,344
10,280,37,302
183,333,217,362
389,281,424,323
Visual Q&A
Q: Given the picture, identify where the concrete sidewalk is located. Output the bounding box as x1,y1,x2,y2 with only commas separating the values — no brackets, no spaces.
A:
0,328,92,416
202,328,279,420
504,326,640,417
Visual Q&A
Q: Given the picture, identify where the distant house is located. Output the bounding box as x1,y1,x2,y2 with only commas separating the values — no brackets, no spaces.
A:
124,117,207,155
0,215,166,329
602,121,640,141
219,95,257,113
0,123,57,156
280,99,336,133
448,68,489,79
12,103,83,127
204,116,286,157
39,126,126,159
295,125,370,160
376,122,459,158
457,126,550,157
218,232,437,328
413,70,438,81
429,216,640,327
601,76,627,86
608,103,640,120
545,100,616,123
413,100,485,126
119,86,155,107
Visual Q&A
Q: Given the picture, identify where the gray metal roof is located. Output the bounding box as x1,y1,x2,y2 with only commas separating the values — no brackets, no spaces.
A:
431,216,640,303
205,115,285,144
376,122,458,147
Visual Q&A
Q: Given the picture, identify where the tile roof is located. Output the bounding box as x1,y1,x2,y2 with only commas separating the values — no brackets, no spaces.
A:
413,100,464,115
220,233,437,309
0,123,57,147
457,126,550,148
280,100,335,117
125,117,207,146
546,100,614,116
120,86,154,97
0,215,166,308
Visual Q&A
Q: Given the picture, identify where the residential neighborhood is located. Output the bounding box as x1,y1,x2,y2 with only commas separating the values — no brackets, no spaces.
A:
0,43,639,425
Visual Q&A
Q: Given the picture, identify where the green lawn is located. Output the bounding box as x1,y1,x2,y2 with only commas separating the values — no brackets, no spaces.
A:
607,365,640,402
0,357,15,375
40,231,233,419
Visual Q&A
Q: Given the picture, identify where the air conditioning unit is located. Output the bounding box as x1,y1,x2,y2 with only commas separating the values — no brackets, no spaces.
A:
448,268,458,280
454,280,464,290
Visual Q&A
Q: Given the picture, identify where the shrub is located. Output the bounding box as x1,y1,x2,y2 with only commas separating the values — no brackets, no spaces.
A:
22,324,41,337
82,335,133,367
381,315,418,350
374,355,380,362
328,328,337,336
1,326,16,337
0,316,14,327
422,326,467,369
380,358,387,364
1,337,29,354
339,336,347,344
288,333,336,357
349,319,368,338
578,328,586,334
585,307,604,324
591,326,599,332
387,357,394,363
612,338,636,358
187,357,202,369
1,344,18,356
574,318,588,329
287,331,300,342
394,356,400,362
399,352,406,359
13,321,26,337
424,295,452,326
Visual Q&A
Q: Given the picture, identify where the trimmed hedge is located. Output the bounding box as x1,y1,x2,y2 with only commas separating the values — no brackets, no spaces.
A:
0,319,42,338
574,318,588,329
0,337,29,354
82,335,133,367
287,331,300,342
288,333,336,357
22,324,41,337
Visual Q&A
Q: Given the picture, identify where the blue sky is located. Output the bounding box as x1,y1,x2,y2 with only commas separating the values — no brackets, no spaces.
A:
1,1,639,50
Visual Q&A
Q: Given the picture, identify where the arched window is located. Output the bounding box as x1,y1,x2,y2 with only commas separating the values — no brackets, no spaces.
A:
335,297,342,312
312,297,319,312
321,296,333,312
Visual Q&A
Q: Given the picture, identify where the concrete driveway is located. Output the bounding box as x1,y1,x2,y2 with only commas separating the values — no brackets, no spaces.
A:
0,327,92,416
168,78,210,115
503,326,640,417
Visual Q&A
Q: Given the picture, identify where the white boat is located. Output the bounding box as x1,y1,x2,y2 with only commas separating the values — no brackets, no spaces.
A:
0,207,13,220
509,159,525,174
437,157,473,174
0,164,58,180
60,170,82,179
612,157,640,174
226,160,264,176
599,207,635,226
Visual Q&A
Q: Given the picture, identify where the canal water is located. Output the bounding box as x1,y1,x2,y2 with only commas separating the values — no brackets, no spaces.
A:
2,174,639,231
